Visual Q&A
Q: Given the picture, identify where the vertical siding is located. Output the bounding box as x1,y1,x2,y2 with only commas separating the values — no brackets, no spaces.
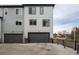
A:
0,8,3,42
3,8,24,33
24,6,53,38
0,6,53,40
0,8,4,17
0,19,1,39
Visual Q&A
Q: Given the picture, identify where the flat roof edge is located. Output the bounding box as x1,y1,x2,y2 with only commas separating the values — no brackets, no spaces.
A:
0,5,23,8
0,4,55,8
23,4,55,7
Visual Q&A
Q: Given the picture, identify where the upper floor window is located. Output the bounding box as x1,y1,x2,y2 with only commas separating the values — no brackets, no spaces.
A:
29,7,36,15
16,21,22,25
4,8,8,15
43,19,50,27
29,19,37,25
16,9,19,15
40,7,44,15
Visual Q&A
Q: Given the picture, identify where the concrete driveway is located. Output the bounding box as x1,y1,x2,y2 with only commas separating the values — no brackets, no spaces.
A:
0,43,77,55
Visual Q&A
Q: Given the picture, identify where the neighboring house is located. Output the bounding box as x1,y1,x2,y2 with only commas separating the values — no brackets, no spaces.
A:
71,27,79,42
53,33,65,39
0,4,55,43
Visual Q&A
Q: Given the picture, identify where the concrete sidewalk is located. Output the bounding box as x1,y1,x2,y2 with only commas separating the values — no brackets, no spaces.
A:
0,43,77,55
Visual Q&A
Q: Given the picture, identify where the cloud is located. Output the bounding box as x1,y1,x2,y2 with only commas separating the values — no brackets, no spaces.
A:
53,4,79,33
53,23,74,33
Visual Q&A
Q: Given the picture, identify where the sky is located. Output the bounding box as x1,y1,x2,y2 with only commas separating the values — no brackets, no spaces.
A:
0,0,79,34
53,4,79,33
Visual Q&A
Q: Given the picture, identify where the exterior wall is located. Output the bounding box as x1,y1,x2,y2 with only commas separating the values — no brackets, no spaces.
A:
0,8,4,16
3,8,24,34
24,6,53,38
0,5,53,43
0,8,4,42
0,19,1,41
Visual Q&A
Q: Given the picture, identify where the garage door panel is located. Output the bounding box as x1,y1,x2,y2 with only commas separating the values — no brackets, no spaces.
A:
4,34,23,43
28,32,49,43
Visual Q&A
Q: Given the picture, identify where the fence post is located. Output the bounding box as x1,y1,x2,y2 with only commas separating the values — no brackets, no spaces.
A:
74,41,76,50
77,44,79,54
52,38,53,43
63,40,65,48
57,39,59,45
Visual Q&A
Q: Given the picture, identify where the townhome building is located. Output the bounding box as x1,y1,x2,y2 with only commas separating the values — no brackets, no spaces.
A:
0,4,55,43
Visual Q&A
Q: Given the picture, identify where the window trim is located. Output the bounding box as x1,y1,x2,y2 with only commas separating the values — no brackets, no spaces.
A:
29,7,36,15
16,21,22,25
16,9,19,15
4,8,8,15
29,19,37,25
40,7,44,15
42,19,50,27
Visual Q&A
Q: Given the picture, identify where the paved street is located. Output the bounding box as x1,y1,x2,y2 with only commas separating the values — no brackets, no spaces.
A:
0,43,77,55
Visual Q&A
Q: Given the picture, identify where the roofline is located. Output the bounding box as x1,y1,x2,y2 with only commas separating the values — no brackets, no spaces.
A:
0,5,23,8
23,4,55,7
0,4,55,8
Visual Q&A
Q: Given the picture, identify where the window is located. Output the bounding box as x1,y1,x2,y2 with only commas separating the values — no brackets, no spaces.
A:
29,7,36,14
16,21,22,25
16,9,19,15
43,19,50,27
29,19,37,25
40,7,44,15
5,8,8,15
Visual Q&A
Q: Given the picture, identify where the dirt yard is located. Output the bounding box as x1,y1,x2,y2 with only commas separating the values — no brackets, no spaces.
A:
0,43,77,55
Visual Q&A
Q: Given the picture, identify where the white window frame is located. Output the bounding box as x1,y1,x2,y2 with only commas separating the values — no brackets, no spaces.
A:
4,8,8,15
29,7,36,15
16,9,19,15
29,19,37,25
16,21,22,25
40,7,44,15
43,19,50,27
16,8,23,15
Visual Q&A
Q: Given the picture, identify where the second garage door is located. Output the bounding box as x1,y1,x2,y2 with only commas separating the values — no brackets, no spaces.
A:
28,32,50,43
4,34,23,43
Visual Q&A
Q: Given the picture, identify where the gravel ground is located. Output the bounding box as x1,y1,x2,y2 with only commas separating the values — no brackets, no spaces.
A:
0,43,77,55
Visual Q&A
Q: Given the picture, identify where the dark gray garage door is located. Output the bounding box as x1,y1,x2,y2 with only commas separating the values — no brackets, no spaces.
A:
4,34,23,43
28,32,50,43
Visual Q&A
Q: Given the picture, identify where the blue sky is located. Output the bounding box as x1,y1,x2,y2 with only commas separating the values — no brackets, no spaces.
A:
53,4,79,33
